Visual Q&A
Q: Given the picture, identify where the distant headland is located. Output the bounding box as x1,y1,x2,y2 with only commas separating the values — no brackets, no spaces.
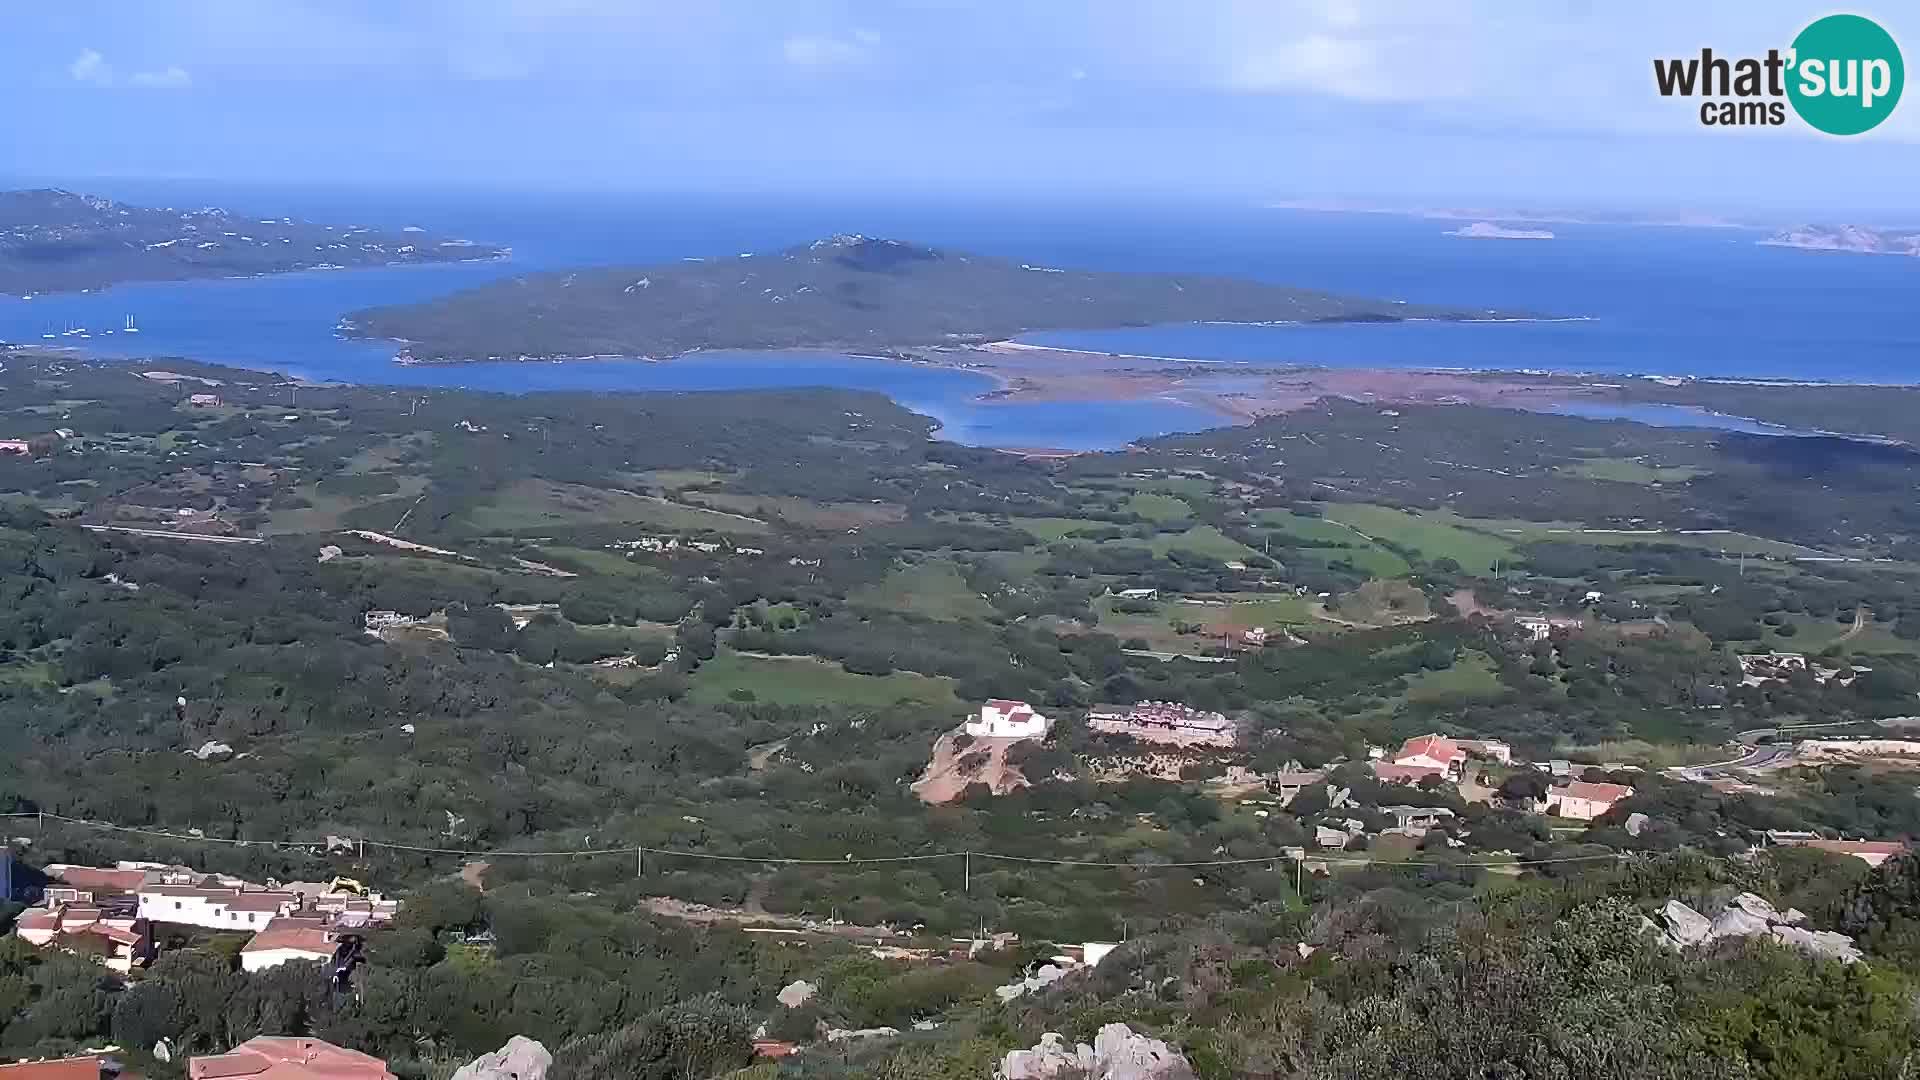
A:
345,234,1526,363
0,189,507,296
1760,224,1920,257
1445,222,1556,240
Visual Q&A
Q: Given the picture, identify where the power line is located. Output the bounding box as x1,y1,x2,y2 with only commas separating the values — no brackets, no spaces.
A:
14,811,1634,871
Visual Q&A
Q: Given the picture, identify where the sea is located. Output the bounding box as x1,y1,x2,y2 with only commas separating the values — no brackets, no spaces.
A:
3,183,1917,450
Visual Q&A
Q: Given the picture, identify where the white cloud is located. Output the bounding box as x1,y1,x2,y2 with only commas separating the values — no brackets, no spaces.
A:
782,32,874,69
69,49,112,85
130,66,193,89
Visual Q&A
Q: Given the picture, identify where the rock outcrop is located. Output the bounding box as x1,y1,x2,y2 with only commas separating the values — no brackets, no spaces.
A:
452,1036,551,1080
995,963,1070,1002
777,979,817,1008
997,1024,1194,1080
1650,892,1863,964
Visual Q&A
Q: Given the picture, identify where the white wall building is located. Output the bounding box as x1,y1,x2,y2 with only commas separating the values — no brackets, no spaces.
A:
137,881,300,931
965,699,1051,740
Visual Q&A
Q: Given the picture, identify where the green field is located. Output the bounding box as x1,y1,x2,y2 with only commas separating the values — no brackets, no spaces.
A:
850,558,994,620
1561,458,1710,485
1321,504,1517,576
1148,525,1258,561
532,546,671,579
1402,650,1505,704
1177,594,1314,626
1124,492,1193,522
1005,516,1112,543
465,479,769,534
686,491,905,529
1253,510,1411,577
687,650,960,708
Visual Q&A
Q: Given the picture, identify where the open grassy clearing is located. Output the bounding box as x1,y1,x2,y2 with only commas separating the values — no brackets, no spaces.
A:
1560,457,1710,485
1123,492,1193,522
684,491,905,529
530,545,672,579
1320,504,1517,576
1005,516,1118,542
464,479,769,534
264,475,428,535
687,650,961,708
850,558,994,620
1147,525,1258,561
1401,649,1505,704
1253,509,1411,577
1177,594,1314,626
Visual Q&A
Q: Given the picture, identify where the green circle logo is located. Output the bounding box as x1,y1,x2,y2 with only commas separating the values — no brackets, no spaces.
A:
1788,14,1904,135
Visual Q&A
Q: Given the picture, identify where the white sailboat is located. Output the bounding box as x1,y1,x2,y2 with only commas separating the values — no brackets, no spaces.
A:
123,314,140,334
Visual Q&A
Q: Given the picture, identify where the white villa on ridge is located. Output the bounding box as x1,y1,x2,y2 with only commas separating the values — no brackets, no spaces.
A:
966,699,1052,740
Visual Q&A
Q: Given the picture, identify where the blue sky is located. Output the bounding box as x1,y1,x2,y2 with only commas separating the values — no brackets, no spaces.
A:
3,1,1917,216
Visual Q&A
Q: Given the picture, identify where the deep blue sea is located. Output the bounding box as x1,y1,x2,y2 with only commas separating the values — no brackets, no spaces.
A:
3,183,1916,448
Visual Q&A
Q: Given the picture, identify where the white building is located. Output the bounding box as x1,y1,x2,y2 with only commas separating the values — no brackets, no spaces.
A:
137,879,300,932
965,699,1051,740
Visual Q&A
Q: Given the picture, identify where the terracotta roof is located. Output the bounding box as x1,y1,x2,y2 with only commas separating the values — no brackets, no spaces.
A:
189,1038,390,1080
227,892,295,912
1395,734,1462,763
1559,780,1634,803
46,866,149,893
1371,762,1447,783
241,923,335,956
1802,839,1907,857
0,1056,106,1080
15,909,60,930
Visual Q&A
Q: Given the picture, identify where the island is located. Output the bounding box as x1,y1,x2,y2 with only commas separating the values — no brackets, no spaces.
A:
1445,222,1555,240
0,188,507,296
344,234,1522,363
1760,224,1920,256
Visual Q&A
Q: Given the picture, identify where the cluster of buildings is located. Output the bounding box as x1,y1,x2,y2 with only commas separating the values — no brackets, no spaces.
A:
962,698,1242,749
12,862,397,976
1737,651,1866,687
1086,702,1238,749
1369,733,1512,784
610,536,762,557
0,1036,394,1080
1369,733,1635,821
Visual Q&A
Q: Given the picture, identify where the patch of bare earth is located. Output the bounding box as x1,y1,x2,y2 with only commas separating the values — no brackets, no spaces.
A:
912,730,1036,804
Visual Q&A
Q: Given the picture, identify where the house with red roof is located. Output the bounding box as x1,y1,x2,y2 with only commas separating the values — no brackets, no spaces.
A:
1371,733,1472,785
1782,838,1908,867
0,1055,122,1080
188,1037,391,1080
239,917,341,972
1548,780,1635,821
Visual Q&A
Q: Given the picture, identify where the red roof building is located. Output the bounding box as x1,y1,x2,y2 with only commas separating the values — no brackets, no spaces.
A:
1791,839,1908,867
1370,762,1448,785
1549,780,1635,821
189,1038,391,1080
0,1057,117,1080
